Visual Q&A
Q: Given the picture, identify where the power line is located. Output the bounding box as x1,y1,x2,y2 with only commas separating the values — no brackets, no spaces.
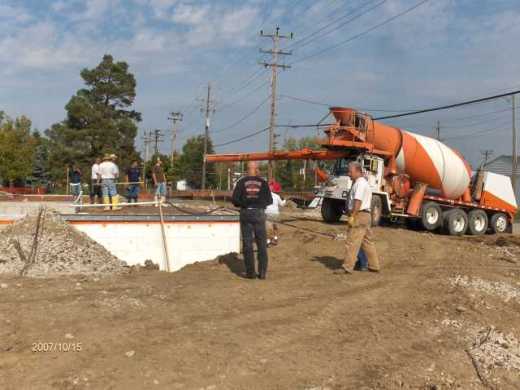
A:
219,77,270,112
214,126,270,147
280,94,331,107
213,94,272,134
374,89,520,120
286,0,387,52
290,0,430,66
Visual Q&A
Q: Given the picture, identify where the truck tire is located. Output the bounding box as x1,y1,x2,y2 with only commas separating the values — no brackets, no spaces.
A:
321,198,344,223
489,212,508,234
371,195,383,227
467,209,488,235
443,209,468,236
420,201,442,231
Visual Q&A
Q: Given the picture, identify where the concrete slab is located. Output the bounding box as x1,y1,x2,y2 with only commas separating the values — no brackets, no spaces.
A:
0,201,75,218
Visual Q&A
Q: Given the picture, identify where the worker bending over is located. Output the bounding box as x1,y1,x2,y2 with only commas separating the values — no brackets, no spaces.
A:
265,181,286,246
339,161,380,274
232,161,273,280
98,154,121,211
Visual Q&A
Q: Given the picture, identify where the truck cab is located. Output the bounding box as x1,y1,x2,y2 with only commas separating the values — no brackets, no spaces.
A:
319,154,386,224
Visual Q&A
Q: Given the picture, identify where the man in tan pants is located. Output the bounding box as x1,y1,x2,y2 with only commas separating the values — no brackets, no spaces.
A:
338,161,380,274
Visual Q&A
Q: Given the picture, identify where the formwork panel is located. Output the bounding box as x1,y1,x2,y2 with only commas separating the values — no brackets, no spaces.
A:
65,215,240,272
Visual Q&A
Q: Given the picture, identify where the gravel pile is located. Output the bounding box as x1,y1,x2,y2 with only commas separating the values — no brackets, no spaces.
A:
450,275,520,303
469,326,520,373
0,209,123,277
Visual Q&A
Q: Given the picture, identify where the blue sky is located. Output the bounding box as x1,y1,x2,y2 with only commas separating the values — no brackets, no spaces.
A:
0,0,519,166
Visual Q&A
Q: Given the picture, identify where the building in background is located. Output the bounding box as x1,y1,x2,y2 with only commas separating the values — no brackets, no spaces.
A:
484,155,520,203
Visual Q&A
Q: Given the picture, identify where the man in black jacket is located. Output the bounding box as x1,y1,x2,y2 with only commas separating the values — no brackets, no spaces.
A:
232,161,273,279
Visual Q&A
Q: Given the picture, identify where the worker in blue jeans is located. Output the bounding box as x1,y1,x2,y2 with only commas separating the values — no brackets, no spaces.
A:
355,249,369,271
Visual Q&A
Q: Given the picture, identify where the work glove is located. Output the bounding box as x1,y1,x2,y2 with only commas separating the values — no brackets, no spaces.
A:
346,215,356,228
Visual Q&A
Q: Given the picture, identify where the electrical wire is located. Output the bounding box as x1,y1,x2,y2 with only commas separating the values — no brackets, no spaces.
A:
374,89,520,120
290,0,430,66
214,127,271,147
219,78,270,112
280,94,331,107
213,94,272,134
286,0,387,52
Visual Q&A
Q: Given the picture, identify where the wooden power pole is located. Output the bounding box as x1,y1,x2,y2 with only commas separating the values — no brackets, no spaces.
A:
168,111,183,165
201,82,215,190
435,120,441,141
260,26,293,181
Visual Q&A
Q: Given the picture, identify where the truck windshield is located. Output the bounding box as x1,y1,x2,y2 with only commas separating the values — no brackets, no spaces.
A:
333,159,350,176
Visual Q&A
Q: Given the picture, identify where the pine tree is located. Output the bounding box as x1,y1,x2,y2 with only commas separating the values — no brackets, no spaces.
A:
46,54,141,182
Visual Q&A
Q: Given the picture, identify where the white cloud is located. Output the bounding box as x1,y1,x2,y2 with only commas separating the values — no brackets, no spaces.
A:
172,3,209,25
0,3,32,23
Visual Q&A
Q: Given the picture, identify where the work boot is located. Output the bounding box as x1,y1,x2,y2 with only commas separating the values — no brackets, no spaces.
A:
112,195,122,211
103,196,111,211
334,265,353,275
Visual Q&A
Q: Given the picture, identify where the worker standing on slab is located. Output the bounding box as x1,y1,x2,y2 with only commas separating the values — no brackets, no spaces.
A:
98,154,121,211
90,158,102,204
126,160,141,203
69,164,82,198
232,161,273,280
152,158,167,207
339,161,380,274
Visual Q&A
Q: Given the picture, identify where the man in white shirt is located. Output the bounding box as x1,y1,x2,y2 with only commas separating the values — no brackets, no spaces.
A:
98,154,121,211
266,182,286,246
89,158,102,204
339,161,380,274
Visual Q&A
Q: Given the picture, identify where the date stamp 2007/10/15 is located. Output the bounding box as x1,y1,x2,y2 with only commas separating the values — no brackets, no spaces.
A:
31,342,82,352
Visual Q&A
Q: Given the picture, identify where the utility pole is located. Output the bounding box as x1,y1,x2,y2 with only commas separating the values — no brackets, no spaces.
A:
435,120,441,141
141,130,152,190
152,129,164,155
201,82,215,190
480,149,493,167
168,112,183,165
260,26,293,181
512,94,517,192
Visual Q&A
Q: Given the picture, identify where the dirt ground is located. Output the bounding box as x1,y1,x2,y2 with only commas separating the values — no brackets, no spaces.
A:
1,211,520,390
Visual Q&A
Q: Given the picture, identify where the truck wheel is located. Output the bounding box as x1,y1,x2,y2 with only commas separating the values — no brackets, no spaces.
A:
420,201,442,231
443,209,468,236
467,209,488,235
371,196,383,227
489,212,508,234
321,198,344,223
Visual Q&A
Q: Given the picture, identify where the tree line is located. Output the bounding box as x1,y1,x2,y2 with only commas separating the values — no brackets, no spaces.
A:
0,54,322,192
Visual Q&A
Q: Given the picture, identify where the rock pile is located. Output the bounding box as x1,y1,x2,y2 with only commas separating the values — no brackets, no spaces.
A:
0,209,123,277
469,326,520,373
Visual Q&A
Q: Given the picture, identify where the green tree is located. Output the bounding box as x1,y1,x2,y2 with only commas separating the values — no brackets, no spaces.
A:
46,54,141,182
276,136,322,190
0,113,37,185
32,131,51,184
177,135,216,189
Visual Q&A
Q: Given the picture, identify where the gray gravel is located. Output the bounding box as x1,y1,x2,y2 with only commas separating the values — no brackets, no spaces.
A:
0,209,123,277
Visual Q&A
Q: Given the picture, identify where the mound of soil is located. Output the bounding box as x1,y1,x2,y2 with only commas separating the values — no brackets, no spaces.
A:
0,209,123,277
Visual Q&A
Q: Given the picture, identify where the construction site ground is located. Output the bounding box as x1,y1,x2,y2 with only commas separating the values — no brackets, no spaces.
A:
1,206,520,390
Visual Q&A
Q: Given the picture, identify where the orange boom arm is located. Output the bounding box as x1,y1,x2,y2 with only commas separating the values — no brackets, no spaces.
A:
205,148,347,163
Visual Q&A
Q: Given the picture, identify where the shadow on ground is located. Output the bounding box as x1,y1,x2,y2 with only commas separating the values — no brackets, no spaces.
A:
217,252,244,277
312,256,343,270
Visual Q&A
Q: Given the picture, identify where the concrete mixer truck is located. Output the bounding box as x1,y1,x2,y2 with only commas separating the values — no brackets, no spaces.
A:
206,107,518,235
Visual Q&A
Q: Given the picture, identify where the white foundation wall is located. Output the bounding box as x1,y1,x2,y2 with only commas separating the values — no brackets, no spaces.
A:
72,222,240,272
